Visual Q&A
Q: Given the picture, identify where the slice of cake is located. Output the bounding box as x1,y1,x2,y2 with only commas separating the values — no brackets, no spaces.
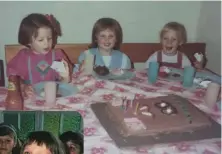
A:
106,94,212,137
93,66,110,76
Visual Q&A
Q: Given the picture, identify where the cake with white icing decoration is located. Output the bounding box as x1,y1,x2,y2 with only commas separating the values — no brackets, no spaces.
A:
106,94,212,137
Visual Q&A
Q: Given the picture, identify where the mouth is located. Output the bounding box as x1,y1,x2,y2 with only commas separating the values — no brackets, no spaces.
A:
41,49,50,54
103,43,111,47
166,47,173,51
44,48,50,51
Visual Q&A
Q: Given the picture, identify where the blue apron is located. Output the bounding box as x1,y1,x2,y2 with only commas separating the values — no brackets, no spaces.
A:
89,48,123,69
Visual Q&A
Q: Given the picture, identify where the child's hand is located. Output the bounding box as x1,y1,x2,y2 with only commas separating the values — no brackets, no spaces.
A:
194,53,205,70
194,60,204,70
24,85,35,99
79,60,85,72
58,59,70,82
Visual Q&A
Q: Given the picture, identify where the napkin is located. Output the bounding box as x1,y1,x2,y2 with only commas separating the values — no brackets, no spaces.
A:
51,61,66,73
194,53,203,62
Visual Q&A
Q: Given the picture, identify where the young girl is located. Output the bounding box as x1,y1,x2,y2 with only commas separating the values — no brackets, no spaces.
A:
0,123,21,154
146,22,204,69
20,131,66,154
59,131,83,154
78,17,131,71
7,13,73,97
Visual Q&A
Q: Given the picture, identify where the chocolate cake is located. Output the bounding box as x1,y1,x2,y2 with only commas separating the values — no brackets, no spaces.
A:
93,66,110,76
106,94,212,137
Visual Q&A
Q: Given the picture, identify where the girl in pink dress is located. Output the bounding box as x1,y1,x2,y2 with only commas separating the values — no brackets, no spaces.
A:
7,13,73,97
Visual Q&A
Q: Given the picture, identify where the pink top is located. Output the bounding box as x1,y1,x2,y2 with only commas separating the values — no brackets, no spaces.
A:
7,48,66,84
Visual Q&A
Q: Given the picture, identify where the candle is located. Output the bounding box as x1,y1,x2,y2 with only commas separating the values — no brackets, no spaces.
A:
140,106,148,111
131,95,135,108
135,102,140,114
125,100,128,111
121,98,124,110
141,111,153,117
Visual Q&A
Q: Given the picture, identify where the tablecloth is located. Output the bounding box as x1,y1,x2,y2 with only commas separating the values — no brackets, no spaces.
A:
0,70,221,154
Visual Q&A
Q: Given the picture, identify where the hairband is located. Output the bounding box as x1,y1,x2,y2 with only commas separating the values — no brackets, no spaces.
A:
45,14,60,36
45,14,53,22
0,124,17,145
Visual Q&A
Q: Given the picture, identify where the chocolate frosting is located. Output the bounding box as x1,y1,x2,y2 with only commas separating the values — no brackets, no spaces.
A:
106,94,212,137
92,55,110,76
93,66,109,76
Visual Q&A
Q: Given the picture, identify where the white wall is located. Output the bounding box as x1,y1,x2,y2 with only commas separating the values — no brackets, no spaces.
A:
196,1,221,74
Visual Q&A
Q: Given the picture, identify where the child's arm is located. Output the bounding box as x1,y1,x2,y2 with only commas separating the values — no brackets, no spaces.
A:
194,61,204,69
7,50,36,101
181,54,192,68
145,52,158,68
182,53,205,69
78,51,86,64
121,54,132,69
193,53,205,70
54,49,73,83
7,49,27,80
19,79,35,99
78,51,86,71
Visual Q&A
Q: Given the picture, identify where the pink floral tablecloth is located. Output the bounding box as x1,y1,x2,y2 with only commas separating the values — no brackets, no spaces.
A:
0,70,221,154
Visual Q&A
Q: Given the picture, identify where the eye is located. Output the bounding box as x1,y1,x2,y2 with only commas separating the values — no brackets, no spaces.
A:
99,35,105,38
23,152,31,154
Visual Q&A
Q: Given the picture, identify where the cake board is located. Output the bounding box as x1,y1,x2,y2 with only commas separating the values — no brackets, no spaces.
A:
91,103,221,148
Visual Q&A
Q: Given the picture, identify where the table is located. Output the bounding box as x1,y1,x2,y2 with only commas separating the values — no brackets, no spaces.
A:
0,70,221,154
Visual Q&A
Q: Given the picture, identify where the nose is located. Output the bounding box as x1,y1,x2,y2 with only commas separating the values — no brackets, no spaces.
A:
166,39,172,45
43,39,50,48
103,36,109,42
0,142,7,148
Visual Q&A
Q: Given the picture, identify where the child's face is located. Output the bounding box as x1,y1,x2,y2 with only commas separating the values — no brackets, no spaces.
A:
30,27,53,54
66,141,80,154
161,29,182,54
96,29,116,52
23,142,51,154
0,135,15,154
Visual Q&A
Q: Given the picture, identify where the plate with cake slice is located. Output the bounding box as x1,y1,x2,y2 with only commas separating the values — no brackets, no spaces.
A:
34,81,79,98
159,67,183,81
92,66,135,80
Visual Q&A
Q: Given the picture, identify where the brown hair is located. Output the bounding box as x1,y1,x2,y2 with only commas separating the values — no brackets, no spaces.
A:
18,13,62,48
90,17,123,50
160,22,187,44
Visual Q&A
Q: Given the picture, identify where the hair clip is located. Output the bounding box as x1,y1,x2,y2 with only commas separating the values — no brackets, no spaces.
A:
45,14,62,37
45,14,53,22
